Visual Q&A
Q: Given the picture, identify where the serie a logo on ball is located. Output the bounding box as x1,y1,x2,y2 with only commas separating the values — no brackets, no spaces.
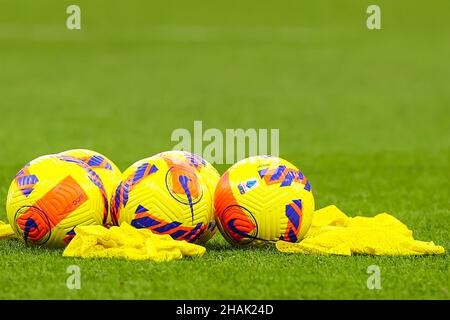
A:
214,156,315,246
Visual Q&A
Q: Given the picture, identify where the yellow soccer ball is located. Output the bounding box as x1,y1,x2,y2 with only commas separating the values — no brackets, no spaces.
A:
155,151,220,242
214,156,314,246
7,154,107,248
111,153,216,244
59,149,122,226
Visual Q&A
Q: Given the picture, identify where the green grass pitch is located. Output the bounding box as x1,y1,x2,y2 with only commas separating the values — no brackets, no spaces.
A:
0,0,448,299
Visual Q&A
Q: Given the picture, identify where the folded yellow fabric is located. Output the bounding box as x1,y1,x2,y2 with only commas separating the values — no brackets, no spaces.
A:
276,205,445,256
63,223,206,262
0,220,15,240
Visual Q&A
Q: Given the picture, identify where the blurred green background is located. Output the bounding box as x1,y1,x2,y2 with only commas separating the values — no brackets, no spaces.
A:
0,0,448,299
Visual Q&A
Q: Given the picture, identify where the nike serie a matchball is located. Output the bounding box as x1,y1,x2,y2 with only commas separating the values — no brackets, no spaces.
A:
7,154,107,247
214,156,314,246
111,152,217,244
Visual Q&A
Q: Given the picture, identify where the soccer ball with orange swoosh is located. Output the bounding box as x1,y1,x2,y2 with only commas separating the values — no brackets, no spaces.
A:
214,156,314,246
6,154,108,247
111,152,217,244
